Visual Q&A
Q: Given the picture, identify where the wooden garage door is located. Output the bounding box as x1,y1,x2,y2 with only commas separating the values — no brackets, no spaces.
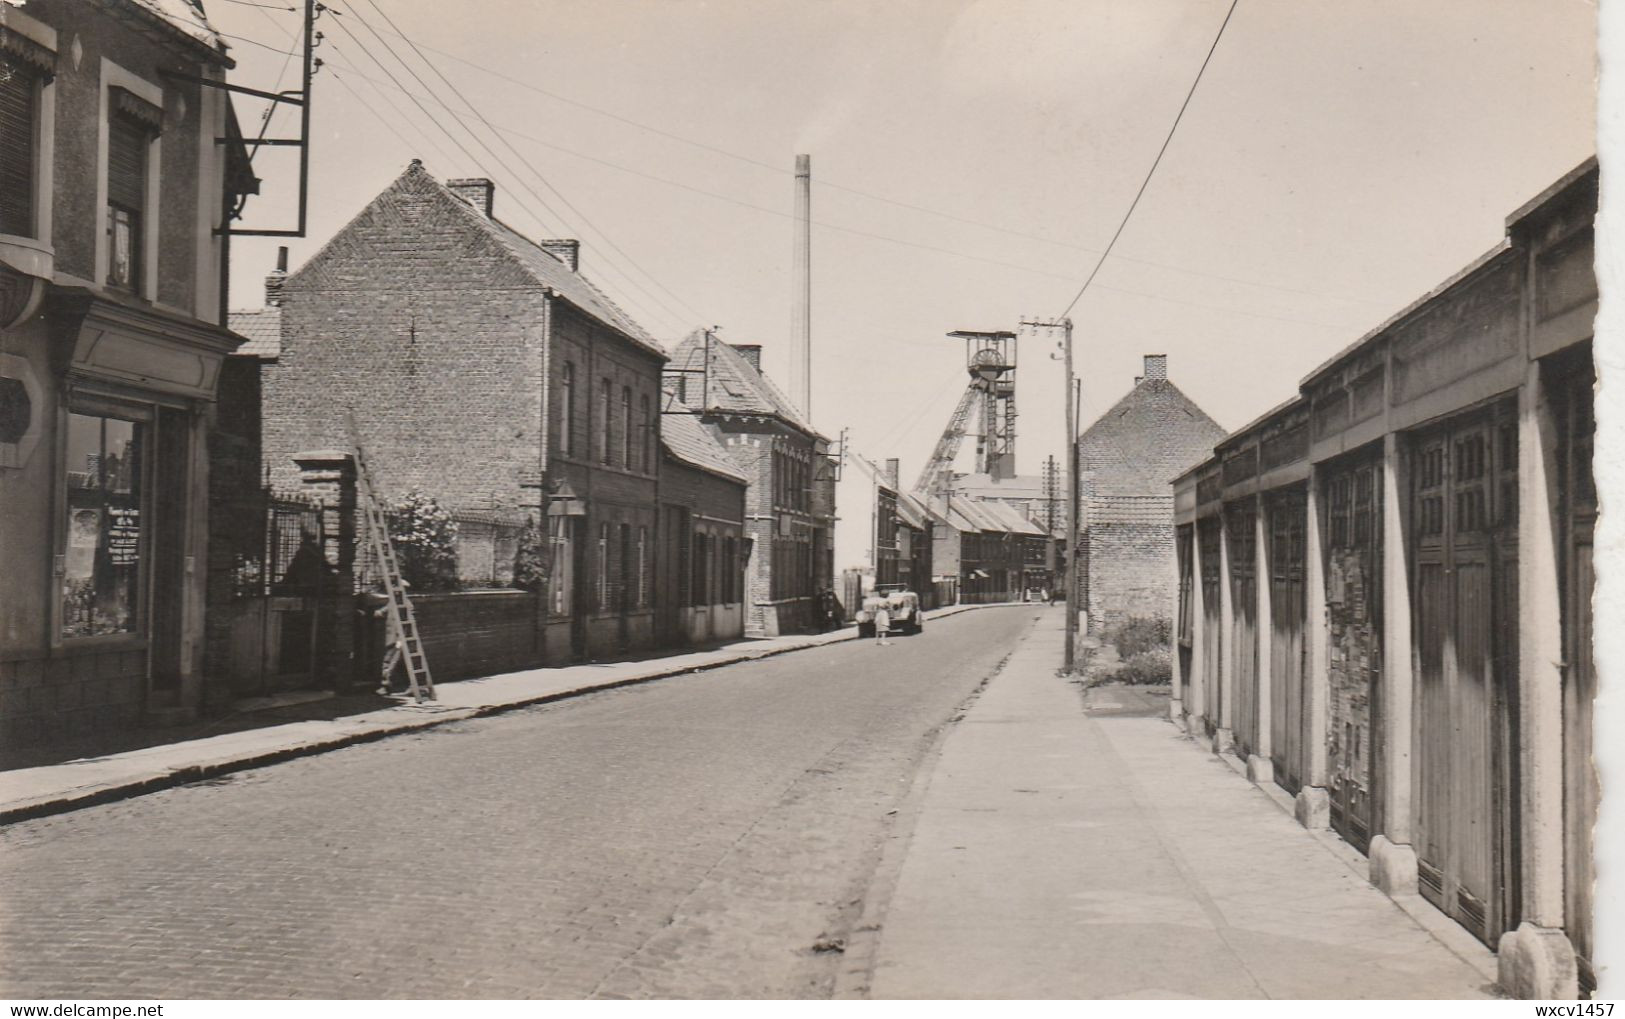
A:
1554,355,1596,992
1267,487,1307,794
1411,401,1518,945
1323,456,1382,852
1199,517,1223,729
1226,503,1260,757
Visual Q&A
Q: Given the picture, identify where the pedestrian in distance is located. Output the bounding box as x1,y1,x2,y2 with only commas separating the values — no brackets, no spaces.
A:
874,603,892,646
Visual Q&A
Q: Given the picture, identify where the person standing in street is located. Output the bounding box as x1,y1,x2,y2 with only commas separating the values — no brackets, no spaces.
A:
874,602,892,646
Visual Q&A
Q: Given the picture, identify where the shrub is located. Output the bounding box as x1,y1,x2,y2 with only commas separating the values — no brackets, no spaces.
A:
512,518,548,593
1108,615,1172,659
387,489,460,592
1115,648,1172,686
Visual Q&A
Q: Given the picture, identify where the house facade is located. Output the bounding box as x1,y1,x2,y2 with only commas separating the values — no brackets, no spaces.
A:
655,410,748,646
261,163,666,668
1077,354,1226,631
667,330,835,636
832,450,901,610
1171,160,1598,999
0,0,255,742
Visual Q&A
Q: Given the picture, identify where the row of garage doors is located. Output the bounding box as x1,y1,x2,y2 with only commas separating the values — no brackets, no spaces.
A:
1178,360,1594,981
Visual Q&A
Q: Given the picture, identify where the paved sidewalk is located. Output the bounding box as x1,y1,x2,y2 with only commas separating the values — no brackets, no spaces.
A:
864,614,1501,999
0,602,1005,825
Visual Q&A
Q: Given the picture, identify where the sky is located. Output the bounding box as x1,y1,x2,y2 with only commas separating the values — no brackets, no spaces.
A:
208,0,1597,488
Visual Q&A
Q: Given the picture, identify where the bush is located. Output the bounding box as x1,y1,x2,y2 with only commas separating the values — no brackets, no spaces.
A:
1114,648,1172,686
387,489,460,592
1108,615,1172,659
512,518,548,593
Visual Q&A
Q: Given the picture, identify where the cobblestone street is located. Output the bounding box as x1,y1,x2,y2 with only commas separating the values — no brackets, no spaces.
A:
0,607,1037,999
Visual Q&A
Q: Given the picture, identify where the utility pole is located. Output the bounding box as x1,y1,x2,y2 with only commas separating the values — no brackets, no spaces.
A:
1020,316,1077,671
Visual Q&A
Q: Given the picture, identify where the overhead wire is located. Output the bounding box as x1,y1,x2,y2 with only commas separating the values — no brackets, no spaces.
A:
357,0,708,326
323,5,688,336
1058,0,1240,318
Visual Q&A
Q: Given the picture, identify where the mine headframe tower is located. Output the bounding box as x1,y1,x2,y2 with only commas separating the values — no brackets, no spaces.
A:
912,329,1018,498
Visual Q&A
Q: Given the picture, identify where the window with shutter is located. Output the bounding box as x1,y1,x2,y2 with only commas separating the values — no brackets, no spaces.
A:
106,114,150,291
0,58,37,237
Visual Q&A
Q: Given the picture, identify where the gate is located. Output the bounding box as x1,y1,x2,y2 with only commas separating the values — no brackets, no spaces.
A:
216,488,328,698
1411,400,1518,945
1554,354,1596,990
1198,516,1223,731
1267,487,1308,793
1226,502,1259,757
1323,455,1382,851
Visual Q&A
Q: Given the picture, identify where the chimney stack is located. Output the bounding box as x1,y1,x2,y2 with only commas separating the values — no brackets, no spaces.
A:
1142,353,1168,382
729,344,762,373
447,177,494,217
884,458,900,490
539,239,581,272
789,153,812,420
264,245,289,307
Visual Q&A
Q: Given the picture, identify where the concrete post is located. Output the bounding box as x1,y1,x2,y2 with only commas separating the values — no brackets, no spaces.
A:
1498,360,1579,999
1215,508,1235,755
1297,470,1332,829
1248,500,1274,784
1186,524,1207,738
1370,432,1418,895
294,450,359,692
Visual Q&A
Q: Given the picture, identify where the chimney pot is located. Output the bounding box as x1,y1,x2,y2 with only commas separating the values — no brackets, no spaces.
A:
538,239,581,272
264,245,289,307
729,344,763,372
1143,353,1168,382
884,458,900,490
446,177,495,217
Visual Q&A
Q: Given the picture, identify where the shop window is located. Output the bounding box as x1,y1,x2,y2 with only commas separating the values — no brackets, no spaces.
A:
61,411,144,639
0,56,41,238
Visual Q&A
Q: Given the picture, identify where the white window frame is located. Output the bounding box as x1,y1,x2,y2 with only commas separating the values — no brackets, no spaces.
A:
96,58,162,304
597,523,609,611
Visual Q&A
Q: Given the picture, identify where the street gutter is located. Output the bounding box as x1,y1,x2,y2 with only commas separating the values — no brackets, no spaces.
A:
0,602,1019,826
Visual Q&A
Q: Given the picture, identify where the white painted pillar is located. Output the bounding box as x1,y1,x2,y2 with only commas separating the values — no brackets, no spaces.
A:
1249,501,1274,783
1370,432,1419,894
1498,360,1579,998
1298,470,1333,828
1186,524,1207,735
1216,509,1235,754
1170,524,1185,721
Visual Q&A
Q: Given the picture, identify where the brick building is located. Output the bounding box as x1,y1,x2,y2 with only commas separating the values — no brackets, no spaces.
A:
261,161,667,663
1076,354,1226,631
0,0,257,742
655,410,748,646
667,330,834,636
832,451,900,611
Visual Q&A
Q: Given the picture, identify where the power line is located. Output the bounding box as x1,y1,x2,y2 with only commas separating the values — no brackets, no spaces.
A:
357,0,708,326
324,8,687,337
1058,0,1240,317
333,1,692,335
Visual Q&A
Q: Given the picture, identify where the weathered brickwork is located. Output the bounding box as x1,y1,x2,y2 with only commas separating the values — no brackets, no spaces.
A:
1077,360,1226,629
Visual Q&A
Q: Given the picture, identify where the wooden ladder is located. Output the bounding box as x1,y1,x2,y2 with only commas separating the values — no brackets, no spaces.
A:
348,415,435,703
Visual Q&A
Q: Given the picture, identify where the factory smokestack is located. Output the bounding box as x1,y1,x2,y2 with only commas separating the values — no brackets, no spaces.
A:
790,153,812,420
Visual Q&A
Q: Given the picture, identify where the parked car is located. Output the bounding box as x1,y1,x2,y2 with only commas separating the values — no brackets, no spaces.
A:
856,588,924,637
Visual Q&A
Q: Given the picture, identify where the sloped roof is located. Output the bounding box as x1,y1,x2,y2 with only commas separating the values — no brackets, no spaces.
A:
227,305,281,359
1077,378,1227,497
660,411,748,484
951,498,1006,533
977,499,1047,536
895,490,929,530
668,330,819,437
125,0,229,61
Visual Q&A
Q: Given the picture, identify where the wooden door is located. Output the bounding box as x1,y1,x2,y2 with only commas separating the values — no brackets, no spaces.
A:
1324,457,1382,851
1176,524,1194,703
1268,487,1307,793
1227,503,1259,757
1410,403,1517,945
1199,517,1223,729
1555,357,1596,991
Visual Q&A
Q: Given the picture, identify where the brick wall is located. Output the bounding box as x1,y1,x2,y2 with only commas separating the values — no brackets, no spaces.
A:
0,649,146,743
263,166,549,509
1086,521,1175,631
382,590,543,682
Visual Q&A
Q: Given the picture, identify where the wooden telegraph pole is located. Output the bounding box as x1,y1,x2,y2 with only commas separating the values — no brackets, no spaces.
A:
1021,316,1078,671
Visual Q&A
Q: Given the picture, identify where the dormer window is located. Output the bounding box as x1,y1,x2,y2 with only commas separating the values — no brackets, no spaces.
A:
106,86,161,293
